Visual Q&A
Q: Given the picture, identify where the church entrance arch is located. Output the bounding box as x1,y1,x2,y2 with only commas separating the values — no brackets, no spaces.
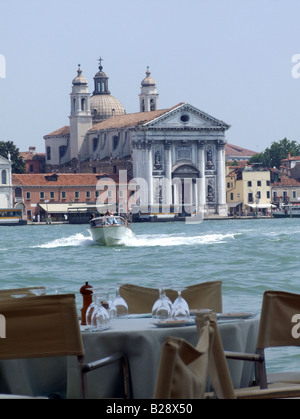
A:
172,164,200,214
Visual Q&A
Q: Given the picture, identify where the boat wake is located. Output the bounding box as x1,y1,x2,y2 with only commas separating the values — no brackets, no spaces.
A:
33,232,239,249
120,232,239,247
33,233,93,249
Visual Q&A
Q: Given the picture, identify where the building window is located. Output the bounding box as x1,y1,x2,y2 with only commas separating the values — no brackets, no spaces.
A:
256,191,261,199
29,164,34,173
266,180,270,186
247,181,252,187
26,192,31,200
81,98,86,111
267,191,270,199
150,98,156,111
75,191,79,199
248,193,253,203
293,190,297,199
86,191,91,199
40,191,45,200
15,187,22,198
46,147,51,161
93,137,99,152
50,192,55,200
59,146,67,158
230,193,234,200
95,191,99,198
61,191,66,199
113,135,119,150
1,170,7,184
257,180,261,186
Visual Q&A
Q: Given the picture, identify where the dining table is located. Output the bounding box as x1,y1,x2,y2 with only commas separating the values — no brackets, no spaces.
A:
0,314,259,399
67,314,260,399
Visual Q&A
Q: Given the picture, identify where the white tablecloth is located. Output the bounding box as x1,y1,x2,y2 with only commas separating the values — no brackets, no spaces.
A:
68,316,259,399
0,316,259,399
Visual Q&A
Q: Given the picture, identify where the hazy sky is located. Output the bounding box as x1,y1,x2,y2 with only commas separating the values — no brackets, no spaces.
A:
0,0,300,154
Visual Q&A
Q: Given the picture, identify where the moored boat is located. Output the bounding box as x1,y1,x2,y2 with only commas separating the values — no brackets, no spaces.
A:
273,204,300,218
88,214,136,246
0,208,27,226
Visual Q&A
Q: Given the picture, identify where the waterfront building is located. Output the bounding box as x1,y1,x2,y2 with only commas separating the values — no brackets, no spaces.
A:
12,173,134,222
226,165,272,216
44,60,230,218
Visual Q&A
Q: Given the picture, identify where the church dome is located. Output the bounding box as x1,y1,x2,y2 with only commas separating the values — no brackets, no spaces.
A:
72,65,88,85
141,67,156,86
90,58,126,123
90,94,126,123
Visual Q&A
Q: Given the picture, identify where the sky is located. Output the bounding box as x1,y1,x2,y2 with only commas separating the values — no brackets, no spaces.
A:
0,0,300,154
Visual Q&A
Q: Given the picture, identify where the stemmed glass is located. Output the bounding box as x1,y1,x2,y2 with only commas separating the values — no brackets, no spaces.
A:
171,287,190,320
86,287,101,327
93,289,110,330
152,286,172,320
111,286,128,319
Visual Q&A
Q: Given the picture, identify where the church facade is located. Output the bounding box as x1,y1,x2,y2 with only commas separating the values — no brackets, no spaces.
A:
0,154,13,208
44,60,230,217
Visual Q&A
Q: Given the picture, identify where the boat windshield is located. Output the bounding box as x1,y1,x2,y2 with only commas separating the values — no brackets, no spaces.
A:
90,215,125,227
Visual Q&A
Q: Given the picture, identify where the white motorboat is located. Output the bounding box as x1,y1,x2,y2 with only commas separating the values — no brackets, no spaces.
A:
88,215,136,246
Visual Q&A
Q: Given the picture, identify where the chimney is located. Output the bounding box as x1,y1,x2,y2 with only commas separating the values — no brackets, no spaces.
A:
29,146,36,154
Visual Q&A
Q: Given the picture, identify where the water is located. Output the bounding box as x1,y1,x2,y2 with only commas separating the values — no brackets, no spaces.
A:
1,217,300,373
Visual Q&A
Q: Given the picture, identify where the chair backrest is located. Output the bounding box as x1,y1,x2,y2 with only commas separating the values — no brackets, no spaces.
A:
119,284,159,314
154,315,213,398
167,281,223,313
257,290,300,349
0,294,84,360
119,281,222,314
195,312,236,399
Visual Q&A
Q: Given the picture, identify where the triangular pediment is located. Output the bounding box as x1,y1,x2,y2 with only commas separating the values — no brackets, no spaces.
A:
0,155,11,166
144,103,230,131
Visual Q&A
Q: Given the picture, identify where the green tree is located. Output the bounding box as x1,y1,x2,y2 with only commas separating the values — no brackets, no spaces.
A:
0,141,26,173
248,138,300,169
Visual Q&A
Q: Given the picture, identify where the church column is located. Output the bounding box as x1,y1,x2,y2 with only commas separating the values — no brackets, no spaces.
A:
216,140,227,215
197,141,206,214
145,141,153,208
164,141,172,207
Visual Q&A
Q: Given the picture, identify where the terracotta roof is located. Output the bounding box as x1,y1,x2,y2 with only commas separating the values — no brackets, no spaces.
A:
225,143,257,157
43,126,70,138
273,177,300,186
12,173,123,186
89,104,185,132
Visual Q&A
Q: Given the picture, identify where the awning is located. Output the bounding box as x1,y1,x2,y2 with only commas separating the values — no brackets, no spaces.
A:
38,203,70,213
245,203,277,209
227,201,242,208
38,203,116,214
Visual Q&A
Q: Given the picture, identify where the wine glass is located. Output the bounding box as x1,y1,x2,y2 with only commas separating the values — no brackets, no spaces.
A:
86,288,101,326
104,287,117,319
152,286,172,319
111,286,128,319
171,287,190,320
93,290,110,330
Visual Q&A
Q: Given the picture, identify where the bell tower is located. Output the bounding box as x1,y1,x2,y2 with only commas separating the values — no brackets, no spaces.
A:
69,65,92,160
139,67,159,112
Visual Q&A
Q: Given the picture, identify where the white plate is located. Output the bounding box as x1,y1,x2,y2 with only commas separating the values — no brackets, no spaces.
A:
217,312,255,320
152,319,195,328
